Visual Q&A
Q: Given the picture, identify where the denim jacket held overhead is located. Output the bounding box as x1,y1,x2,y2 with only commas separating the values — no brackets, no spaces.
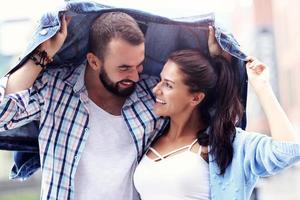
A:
0,0,248,179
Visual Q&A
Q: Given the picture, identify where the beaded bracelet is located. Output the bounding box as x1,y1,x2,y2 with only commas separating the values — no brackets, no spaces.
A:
29,49,53,69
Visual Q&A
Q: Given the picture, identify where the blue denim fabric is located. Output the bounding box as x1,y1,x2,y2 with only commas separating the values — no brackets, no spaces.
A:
0,0,248,179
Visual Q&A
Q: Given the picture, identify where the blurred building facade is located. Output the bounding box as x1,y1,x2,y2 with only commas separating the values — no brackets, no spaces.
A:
229,0,300,199
272,0,300,132
228,0,300,134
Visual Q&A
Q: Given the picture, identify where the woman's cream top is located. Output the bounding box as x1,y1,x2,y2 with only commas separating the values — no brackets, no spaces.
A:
134,139,210,200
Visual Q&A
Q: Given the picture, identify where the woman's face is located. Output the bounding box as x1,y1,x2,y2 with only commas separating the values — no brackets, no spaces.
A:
153,60,197,117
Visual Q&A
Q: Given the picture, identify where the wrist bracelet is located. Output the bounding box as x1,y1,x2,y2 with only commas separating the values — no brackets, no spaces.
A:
29,49,53,69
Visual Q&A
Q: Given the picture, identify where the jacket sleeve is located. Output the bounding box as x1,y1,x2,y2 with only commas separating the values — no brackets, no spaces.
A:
0,73,48,132
238,128,300,179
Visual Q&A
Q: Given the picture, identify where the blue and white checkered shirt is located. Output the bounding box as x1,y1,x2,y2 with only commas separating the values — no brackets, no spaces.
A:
0,62,167,200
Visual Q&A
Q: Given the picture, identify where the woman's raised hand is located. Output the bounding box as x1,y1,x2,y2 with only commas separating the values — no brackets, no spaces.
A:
246,56,270,93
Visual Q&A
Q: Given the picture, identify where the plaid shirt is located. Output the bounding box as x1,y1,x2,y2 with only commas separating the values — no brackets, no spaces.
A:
0,63,167,200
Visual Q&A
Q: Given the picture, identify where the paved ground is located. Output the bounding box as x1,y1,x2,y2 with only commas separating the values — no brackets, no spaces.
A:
1,165,300,199
256,164,300,200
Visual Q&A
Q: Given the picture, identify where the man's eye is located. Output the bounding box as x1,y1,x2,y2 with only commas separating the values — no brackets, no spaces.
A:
119,67,130,71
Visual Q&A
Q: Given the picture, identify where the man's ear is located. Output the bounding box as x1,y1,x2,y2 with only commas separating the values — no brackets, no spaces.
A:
87,52,102,70
191,92,205,106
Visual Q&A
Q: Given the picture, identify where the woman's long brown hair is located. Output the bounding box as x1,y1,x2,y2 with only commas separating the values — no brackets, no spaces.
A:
169,49,243,175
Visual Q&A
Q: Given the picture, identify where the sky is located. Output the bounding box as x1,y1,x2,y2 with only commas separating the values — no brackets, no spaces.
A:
0,0,254,20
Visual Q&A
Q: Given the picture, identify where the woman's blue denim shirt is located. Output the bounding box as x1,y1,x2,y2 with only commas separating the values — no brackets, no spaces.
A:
0,0,248,179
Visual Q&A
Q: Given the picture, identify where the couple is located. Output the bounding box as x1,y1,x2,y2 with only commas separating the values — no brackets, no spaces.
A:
1,11,300,200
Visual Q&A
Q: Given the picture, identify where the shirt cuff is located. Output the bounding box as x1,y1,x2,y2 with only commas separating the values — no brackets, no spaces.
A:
0,75,9,102
0,75,32,112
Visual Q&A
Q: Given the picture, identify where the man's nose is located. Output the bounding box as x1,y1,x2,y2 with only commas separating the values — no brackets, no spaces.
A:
131,65,143,82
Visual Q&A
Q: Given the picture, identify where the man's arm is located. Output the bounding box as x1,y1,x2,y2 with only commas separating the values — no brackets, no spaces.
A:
0,16,70,131
208,26,232,62
5,15,69,94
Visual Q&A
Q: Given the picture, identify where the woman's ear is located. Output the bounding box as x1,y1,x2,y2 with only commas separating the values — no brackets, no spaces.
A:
191,92,205,106
87,52,102,71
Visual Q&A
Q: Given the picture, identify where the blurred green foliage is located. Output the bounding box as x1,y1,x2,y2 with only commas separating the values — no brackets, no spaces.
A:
0,193,39,200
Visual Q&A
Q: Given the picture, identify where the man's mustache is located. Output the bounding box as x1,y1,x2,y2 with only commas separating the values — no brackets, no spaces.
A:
117,79,136,85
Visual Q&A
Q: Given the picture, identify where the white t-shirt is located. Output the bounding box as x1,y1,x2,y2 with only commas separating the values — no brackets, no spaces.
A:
74,99,139,200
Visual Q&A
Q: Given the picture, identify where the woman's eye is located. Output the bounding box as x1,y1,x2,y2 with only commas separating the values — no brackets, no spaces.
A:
163,82,173,89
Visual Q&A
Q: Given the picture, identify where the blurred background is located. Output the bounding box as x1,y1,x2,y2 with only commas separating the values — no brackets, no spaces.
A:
0,0,299,199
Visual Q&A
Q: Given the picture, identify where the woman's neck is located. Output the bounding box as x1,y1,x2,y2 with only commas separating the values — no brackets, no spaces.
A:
166,109,205,141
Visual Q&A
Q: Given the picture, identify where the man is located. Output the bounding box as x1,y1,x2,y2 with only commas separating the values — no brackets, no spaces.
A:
0,12,166,200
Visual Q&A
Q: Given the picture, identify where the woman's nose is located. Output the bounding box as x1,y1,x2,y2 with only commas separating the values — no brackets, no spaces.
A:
152,82,161,95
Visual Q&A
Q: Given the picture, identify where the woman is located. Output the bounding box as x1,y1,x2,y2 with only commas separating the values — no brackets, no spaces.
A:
134,49,300,200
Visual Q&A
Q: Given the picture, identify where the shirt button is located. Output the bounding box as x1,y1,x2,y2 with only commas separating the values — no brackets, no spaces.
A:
84,128,89,132
74,155,79,160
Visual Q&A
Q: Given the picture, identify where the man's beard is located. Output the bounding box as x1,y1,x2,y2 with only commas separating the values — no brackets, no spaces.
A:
99,67,136,97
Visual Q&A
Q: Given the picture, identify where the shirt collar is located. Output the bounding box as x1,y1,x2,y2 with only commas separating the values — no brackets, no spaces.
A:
63,61,87,94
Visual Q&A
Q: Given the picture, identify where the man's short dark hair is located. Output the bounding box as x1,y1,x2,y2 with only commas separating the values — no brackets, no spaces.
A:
88,12,144,60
